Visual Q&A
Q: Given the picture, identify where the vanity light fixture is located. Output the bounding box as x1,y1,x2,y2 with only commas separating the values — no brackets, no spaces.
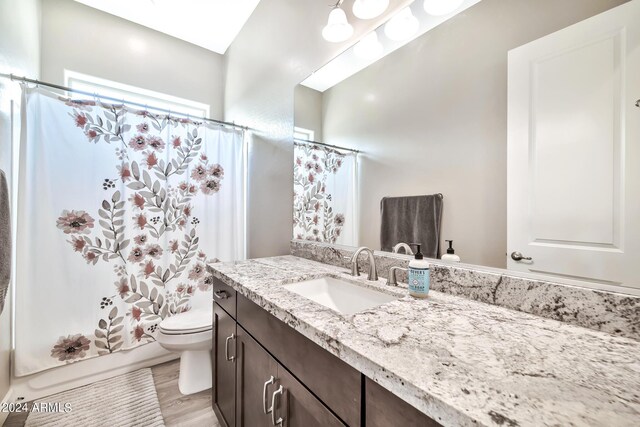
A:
423,0,464,16
354,31,384,59
322,1,354,43
352,0,389,20
384,6,419,41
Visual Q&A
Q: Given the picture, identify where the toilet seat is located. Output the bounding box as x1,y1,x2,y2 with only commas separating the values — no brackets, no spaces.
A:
159,309,212,335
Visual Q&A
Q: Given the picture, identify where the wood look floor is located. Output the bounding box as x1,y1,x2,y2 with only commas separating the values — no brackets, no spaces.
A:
152,360,218,427
4,360,219,427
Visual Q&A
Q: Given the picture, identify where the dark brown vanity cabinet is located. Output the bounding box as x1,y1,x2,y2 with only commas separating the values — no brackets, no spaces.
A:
210,275,438,427
211,278,348,427
237,294,360,426
213,301,237,427
236,326,344,427
366,378,441,427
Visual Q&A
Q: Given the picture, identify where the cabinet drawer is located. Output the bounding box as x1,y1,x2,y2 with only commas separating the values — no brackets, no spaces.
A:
365,377,441,427
237,294,360,427
212,275,237,318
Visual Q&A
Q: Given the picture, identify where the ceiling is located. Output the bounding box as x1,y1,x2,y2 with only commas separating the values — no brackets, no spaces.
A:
74,0,261,54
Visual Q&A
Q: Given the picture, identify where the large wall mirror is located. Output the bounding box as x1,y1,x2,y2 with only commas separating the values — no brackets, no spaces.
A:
293,0,639,293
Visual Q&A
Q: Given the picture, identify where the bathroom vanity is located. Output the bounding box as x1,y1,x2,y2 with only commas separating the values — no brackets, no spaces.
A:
210,273,437,427
208,254,640,427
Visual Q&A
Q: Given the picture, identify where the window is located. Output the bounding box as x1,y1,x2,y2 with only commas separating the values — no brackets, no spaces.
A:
65,70,210,118
294,126,315,142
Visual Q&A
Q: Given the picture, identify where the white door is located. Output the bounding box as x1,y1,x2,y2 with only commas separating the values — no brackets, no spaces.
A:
507,0,640,291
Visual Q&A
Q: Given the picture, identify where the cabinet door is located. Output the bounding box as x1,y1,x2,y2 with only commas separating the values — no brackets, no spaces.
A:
365,378,441,427
237,294,360,426
213,302,237,427
236,326,278,427
274,365,345,427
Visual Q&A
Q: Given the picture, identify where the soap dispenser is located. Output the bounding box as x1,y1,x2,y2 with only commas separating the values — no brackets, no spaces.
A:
441,240,460,263
408,243,430,298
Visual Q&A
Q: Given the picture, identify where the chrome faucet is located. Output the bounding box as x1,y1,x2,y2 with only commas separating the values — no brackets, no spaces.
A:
386,266,408,286
349,247,378,281
392,242,414,255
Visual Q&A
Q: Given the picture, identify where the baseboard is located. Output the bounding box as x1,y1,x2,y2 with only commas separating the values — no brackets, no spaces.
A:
0,387,13,425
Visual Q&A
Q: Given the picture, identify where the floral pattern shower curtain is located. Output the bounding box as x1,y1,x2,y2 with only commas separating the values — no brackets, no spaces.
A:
15,87,244,376
293,142,357,245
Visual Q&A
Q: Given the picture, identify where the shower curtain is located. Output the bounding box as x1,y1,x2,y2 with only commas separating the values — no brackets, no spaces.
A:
15,86,245,376
293,142,357,246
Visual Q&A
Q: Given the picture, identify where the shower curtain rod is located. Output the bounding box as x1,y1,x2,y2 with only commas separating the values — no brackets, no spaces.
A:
294,138,360,154
0,72,250,131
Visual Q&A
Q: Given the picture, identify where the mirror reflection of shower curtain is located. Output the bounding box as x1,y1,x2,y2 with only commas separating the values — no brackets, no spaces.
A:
15,86,245,376
293,142,358,246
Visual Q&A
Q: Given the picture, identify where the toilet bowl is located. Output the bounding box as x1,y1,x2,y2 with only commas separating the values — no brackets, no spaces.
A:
157,308,212,395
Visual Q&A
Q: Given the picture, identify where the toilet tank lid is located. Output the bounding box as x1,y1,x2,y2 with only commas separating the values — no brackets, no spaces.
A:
159,308,212,331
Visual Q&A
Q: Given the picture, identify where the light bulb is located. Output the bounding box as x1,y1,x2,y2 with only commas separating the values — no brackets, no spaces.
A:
352,0,389,20
423,0,464,16
354,32,384,60
322,7,354,43
384,7,419,41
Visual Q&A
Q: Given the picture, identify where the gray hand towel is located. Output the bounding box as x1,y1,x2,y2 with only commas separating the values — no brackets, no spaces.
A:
380,194,443,258
0,169,10,315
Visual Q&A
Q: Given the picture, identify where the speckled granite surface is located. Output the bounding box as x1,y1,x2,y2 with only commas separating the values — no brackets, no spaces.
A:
208,255,640,427
290,240,640,341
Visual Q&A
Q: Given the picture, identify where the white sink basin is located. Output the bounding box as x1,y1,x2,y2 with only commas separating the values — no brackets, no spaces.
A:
283,276,397,315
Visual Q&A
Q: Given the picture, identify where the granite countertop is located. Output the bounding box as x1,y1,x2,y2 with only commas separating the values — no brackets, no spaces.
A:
207,256,640,427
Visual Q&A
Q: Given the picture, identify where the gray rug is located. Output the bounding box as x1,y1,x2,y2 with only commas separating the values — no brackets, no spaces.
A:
25,368,165,427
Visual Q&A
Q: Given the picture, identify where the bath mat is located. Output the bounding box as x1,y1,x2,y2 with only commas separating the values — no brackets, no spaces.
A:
25,368,165,427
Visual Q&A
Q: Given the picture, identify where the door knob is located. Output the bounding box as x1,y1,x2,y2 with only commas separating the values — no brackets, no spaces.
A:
511,251,532,262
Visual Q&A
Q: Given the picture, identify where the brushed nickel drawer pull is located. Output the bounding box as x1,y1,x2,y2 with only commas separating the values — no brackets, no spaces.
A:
263,376,275,414
271,385,284,426
214,290,229,300
225,334,236,362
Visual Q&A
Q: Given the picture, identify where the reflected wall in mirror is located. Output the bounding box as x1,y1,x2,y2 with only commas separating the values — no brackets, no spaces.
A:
293,0,639,292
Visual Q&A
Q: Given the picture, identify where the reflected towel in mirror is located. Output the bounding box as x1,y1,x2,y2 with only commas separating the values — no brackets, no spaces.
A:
380,194,443,258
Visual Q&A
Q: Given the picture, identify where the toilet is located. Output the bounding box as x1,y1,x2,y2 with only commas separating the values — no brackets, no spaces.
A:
157,306,212,395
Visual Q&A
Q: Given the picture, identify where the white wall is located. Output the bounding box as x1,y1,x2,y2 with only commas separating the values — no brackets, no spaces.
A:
40,0,225,120
0,0,41,406
321,0,629,268
224,0,403,258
